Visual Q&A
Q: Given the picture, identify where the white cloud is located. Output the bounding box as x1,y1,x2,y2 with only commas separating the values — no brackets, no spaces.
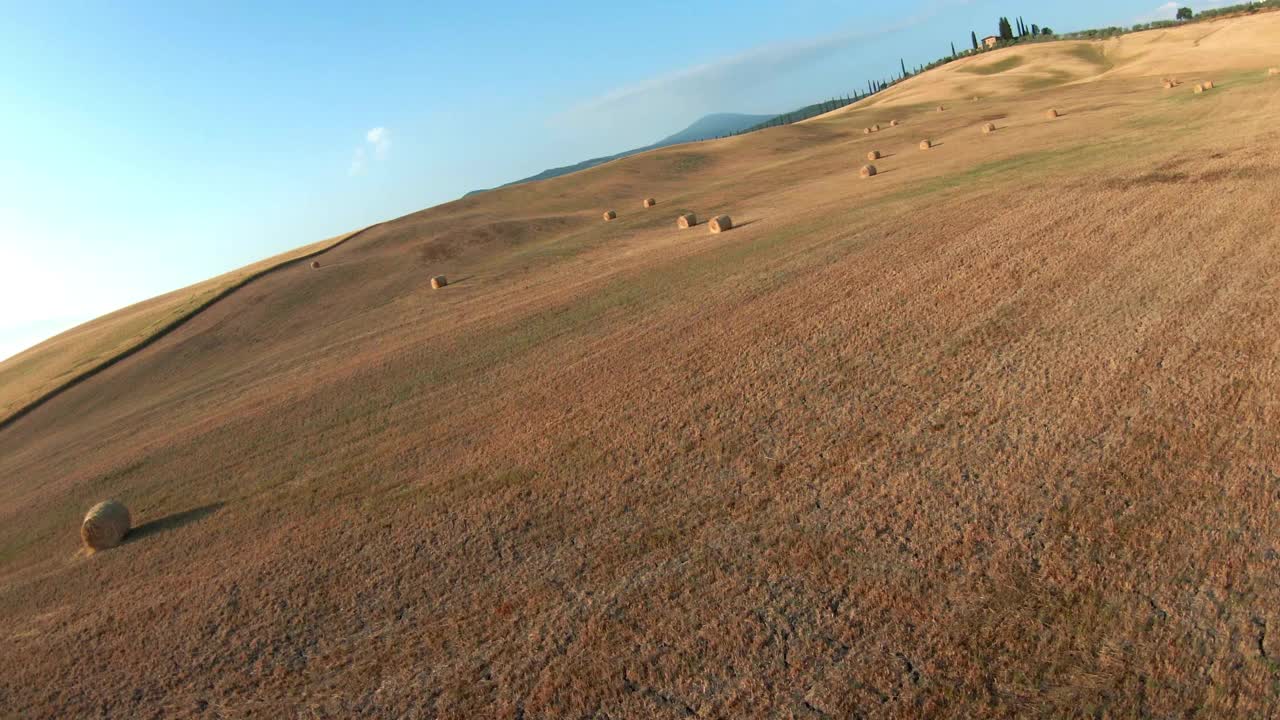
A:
561,0,973,125
348,146,367,176
347,127,391,175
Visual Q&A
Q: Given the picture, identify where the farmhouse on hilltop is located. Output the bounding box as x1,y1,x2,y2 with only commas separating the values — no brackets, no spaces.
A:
983,35,999,48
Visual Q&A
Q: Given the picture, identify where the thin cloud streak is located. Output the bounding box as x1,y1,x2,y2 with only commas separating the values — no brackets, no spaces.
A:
561,0,974,123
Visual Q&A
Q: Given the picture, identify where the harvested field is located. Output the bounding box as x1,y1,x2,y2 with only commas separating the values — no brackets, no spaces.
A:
5,10,1280,719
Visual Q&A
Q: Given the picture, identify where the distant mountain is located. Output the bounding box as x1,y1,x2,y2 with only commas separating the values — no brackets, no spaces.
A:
465,113,774,196
653,113,777,146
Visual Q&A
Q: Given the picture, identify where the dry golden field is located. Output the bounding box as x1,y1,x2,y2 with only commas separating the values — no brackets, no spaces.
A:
3,12,1280,718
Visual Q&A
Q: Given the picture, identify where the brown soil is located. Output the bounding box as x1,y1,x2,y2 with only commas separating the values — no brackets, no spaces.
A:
3,11,1280,719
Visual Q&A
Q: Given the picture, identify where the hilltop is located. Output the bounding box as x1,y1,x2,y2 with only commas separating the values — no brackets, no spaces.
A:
3,12,1280,718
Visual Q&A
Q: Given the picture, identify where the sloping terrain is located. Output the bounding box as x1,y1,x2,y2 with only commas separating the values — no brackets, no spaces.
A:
2,12,1280,718
465,113,774,196
0,229,365,428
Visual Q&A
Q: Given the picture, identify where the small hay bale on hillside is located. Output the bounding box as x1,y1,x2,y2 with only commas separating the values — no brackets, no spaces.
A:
867,150,881,161
1194,83,1205,94
310,260,321,269
1163,81,1174,89
864,127,873,135
937,105,946,112
1045,109,1059,119
890,120,899,127
871,123,880,132
919,139,932,150
81,500,131,551
603,210,617,221
982,122,996,135
677,213,697,229
1270,68,1279,76
1203,80,1214,89
860,164,877,178
709,215,733,233
431,275,448,289
643,198,657,208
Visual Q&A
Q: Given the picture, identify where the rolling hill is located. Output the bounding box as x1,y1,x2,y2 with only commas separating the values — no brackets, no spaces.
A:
3,12,1280,717
464,112,774,195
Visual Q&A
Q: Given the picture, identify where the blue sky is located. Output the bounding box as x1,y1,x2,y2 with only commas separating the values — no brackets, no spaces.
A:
0,0,1217,360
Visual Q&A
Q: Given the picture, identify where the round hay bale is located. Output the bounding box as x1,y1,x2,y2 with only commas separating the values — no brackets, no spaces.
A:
1045,109,1059,119
642,197,657,208
310,260,321,269
981,122,996,134
81,500,130,551
1163,81,1174,89
871,123,880,132
864,127,872,135
860,164,877,178
890,120,899,127
919,139,932,150
602,210,616,221
1194,83,1205,94
709,215,733,234
1203,80,1214,89
867,150,881,161
677,212,697,229
431,275,448,290
937,105,946,112
1270,68,1279,76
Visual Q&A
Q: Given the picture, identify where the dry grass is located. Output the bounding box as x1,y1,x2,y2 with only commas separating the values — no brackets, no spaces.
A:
5,11,1280,718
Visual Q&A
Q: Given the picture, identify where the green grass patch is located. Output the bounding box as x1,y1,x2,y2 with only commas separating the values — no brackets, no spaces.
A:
1019,70,1078,91
959,55,1025,75
1063,43,1113,71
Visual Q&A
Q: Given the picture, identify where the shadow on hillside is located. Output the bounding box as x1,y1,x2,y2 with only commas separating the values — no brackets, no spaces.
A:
733,219,761,230
126,502,226,544
449,275,475,286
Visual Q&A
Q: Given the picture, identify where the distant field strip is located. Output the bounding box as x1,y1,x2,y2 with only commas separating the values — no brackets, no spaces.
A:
0,226,376,432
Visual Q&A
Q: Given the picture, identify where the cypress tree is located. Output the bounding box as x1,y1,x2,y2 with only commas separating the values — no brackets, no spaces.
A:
901,58,907,77
971,30,979,50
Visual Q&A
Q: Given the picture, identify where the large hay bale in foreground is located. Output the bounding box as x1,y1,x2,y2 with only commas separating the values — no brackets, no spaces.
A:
919,139,932,150
642,198,657,208
431,275,448,289
1045,109,1059,119
709,215,733,233
982,122,996,135
677,213,697,229
860,164,877,178
867,149,881,161
82,500,130,551
602,210,616,221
